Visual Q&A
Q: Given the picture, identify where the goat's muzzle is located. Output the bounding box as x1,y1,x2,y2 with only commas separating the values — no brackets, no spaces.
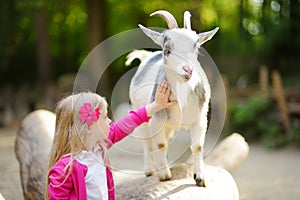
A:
183,66,193,80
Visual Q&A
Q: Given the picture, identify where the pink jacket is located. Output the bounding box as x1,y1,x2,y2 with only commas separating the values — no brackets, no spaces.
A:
48,106,150,200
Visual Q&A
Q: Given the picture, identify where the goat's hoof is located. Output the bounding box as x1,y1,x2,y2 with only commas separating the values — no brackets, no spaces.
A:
159,175,171,181
157,168,172,181
145,172,153,177
194,173,206,187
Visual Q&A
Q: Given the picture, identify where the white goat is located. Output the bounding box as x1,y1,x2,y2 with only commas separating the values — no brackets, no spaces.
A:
127,10,219,186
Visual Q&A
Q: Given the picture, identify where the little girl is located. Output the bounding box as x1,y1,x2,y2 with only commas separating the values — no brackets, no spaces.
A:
45,81,176,200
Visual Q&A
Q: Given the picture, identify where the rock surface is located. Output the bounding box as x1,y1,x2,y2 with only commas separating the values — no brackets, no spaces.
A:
116,164,239,200
15,110,55,200
115,133,249,200
0,193,5,200
206,133,250,173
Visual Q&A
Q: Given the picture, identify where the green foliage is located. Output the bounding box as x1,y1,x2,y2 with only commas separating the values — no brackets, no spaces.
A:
227,94,287,148
0,0,299,88
231,95,269,126
288,121,300,146
261,125,287,149
227,93,300,148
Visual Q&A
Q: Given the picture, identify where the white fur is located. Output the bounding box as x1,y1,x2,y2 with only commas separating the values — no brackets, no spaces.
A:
128,17,218,186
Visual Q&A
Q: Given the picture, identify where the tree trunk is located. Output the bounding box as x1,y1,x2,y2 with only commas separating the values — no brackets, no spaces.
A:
86,0,106,51
85,0,111,96
35,4,51,85
189,0,202,32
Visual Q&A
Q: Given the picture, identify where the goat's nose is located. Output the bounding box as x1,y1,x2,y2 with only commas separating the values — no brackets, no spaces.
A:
183,66,193,74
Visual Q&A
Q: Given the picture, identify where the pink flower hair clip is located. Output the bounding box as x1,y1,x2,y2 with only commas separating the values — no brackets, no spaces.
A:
79,103,101,126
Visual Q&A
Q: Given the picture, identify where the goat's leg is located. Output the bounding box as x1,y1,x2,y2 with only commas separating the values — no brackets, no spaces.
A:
152,129,171,181
190,121,207,187
137,124,155,177
142,138,155,176
149,112,171,181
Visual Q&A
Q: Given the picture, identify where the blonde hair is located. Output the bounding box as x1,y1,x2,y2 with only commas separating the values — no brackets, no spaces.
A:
44,91,108,199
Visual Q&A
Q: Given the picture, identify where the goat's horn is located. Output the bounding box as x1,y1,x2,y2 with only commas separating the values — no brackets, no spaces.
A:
184,11,191,29
150,10,178,29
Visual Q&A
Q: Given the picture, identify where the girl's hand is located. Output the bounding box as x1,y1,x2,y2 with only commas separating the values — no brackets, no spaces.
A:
154,80,177,109
146,80,177,116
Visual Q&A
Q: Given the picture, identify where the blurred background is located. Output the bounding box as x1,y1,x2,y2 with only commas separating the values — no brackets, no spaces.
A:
1,0,300,145
0,0,300,199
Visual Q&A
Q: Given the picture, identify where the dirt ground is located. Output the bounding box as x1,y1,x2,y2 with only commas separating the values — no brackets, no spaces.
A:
0,128,24,200
233,142,300,200
0,127,300,200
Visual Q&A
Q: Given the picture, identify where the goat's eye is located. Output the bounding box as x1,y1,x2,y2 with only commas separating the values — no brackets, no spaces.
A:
164,45,171,55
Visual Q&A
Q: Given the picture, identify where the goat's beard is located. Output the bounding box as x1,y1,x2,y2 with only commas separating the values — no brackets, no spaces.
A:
174,82,189,107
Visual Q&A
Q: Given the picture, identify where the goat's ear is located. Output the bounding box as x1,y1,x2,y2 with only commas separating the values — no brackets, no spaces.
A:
197,27,219,45
139,24,163,47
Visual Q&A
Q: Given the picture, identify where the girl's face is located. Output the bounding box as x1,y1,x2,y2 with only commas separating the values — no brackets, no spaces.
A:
90,105,112,141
